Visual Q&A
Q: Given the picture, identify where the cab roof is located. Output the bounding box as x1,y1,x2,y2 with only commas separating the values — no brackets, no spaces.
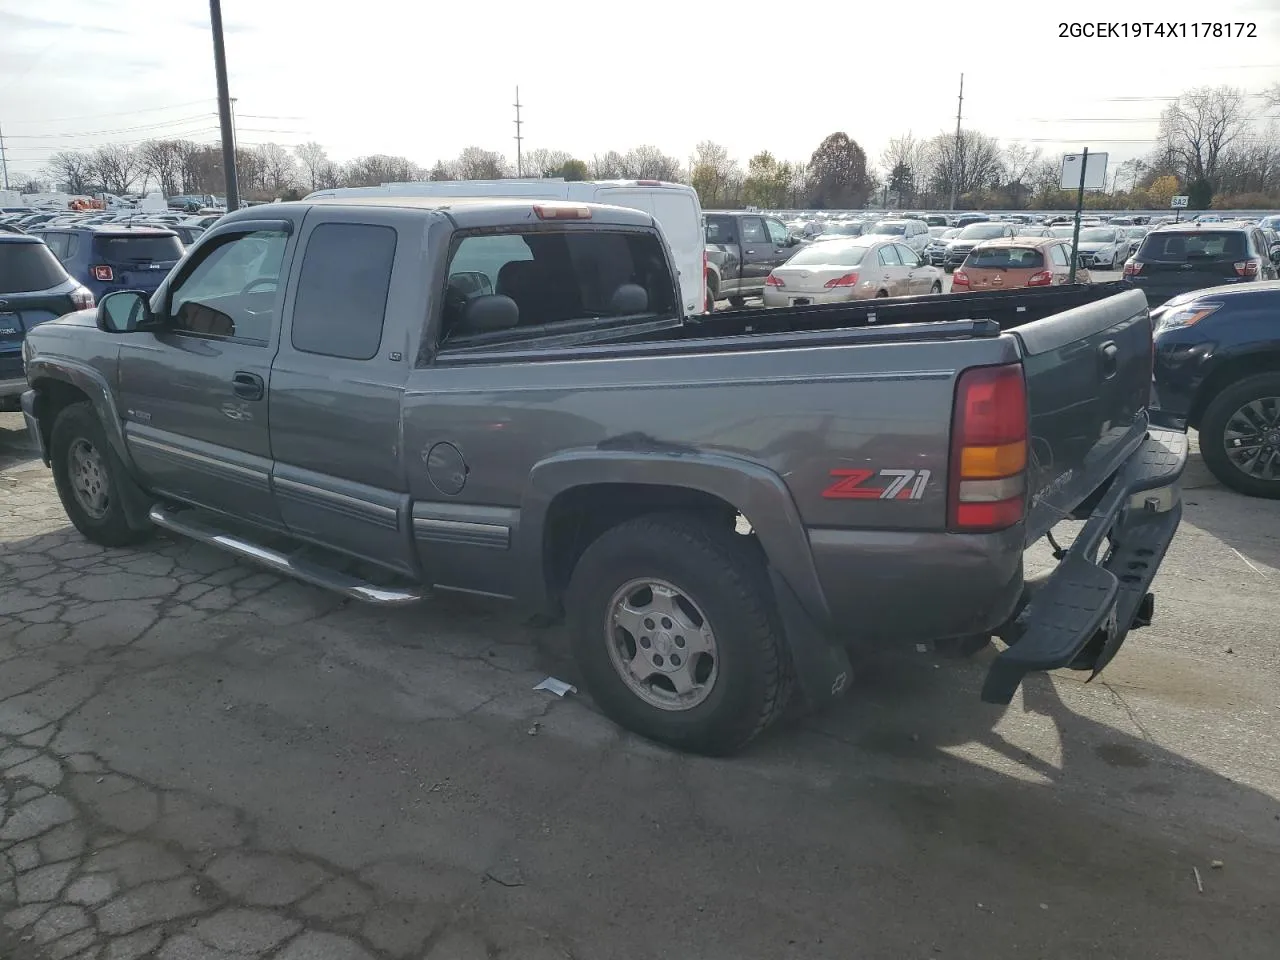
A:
251,196,658,229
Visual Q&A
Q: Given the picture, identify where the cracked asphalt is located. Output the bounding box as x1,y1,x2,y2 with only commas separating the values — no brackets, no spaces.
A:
2,411,1280,959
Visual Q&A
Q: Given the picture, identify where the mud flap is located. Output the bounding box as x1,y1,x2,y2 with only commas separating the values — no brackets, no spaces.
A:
768,568,852,709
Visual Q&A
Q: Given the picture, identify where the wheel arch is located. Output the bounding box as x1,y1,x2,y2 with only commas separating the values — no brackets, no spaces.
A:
1189,351,1280,428
517,449,830,625
25,358,130,469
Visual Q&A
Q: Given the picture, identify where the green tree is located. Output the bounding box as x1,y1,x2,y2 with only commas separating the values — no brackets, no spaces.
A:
741,151,790,208
806,132,871,209
1188,178,1213,210
560,159,588,181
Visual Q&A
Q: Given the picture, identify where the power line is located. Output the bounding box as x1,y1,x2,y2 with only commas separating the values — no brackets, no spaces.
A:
2,114,217,140
1,99,215,126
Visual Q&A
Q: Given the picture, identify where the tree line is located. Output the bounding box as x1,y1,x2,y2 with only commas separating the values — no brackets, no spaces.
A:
14,83,1277,211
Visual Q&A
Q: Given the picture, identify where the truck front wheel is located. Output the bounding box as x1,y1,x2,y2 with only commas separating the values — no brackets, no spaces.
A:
566,513,791,755
50,402,154,547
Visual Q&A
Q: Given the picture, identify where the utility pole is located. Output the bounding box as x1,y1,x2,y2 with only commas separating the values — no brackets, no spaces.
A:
0,120,9,190
209,0,239,211
948,73,964,211
1067,147,1089,284
513,87,524,178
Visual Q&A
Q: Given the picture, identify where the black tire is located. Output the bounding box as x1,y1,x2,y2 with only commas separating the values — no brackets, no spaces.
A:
727,295,747,309
50,403,154,547
1199,372,1280,499
565,512,791,755
930,282,942,295
705,275,718,314
875,290,889,298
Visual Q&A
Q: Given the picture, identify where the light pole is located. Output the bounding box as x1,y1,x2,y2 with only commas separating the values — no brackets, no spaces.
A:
209,0,239,211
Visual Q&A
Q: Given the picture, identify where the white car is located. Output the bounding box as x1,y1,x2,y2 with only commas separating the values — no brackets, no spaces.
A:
1074,227,1130,271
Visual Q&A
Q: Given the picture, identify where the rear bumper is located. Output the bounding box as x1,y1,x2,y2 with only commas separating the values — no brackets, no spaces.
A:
981,427,1188,704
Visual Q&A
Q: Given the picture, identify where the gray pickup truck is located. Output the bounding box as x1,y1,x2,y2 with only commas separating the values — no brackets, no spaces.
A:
704,211,803,307
19,196,1187,755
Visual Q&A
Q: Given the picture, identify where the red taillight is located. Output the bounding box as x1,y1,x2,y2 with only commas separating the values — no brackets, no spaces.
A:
1235,259,1259,277
1026,270,1053,287
948,364,1028,533
823,272,859,288
765,273,785,287
1123,260,1142,277
92,265,113,282
532,203,591,220
952,269,970,287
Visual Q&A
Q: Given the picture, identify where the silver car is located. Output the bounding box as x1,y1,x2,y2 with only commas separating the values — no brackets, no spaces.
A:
762,237,943,306
1075,227,1129,271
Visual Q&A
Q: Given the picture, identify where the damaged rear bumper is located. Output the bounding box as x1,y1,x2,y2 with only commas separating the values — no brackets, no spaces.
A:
981,427,1188,705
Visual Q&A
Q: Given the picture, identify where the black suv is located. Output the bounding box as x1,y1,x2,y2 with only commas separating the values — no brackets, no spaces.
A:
1123,222,1280,303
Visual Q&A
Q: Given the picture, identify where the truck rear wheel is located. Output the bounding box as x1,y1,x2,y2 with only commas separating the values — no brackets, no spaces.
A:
727,296,746,309
1199,372,1280,499
565,512,791,755
50,402,154,547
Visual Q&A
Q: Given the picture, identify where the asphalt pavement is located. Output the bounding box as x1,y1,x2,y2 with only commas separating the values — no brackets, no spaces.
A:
2,404,1279,960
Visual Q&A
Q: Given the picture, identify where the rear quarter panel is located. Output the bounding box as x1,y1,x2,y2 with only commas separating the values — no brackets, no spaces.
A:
403,333,1021,535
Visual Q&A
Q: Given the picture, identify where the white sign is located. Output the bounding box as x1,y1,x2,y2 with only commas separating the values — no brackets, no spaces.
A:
1170,195,1190,209
1060,152,1109,191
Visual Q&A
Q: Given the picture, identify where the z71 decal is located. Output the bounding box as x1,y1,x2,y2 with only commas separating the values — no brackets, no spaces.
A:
822,468,932,501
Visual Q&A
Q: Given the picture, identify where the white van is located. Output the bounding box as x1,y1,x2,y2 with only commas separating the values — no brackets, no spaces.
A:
305,179,707,315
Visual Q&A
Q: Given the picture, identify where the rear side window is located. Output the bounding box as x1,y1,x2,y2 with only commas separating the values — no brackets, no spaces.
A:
968,247,1044,269
442,229,677,342
1140,231,1247,261
705,215,736,243
291,223,397,361
0,242,68,293
1048,244,1069,267
94,234,183,263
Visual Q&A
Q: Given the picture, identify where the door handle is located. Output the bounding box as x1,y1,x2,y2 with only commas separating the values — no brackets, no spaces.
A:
1099,342,1118,381
232,371,264,400
744,249,756,255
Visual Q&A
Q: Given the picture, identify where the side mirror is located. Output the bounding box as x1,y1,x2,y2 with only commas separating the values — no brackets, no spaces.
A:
1270,243,1280,264
96,290,154,333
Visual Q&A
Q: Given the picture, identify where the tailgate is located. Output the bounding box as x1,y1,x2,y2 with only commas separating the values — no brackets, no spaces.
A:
1014,288,1152,542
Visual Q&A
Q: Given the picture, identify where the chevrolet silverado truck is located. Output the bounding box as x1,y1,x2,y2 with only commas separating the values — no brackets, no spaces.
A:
704,211,802,308
19,196,1187,755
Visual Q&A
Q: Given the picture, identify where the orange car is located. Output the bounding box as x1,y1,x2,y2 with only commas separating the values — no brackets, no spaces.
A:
951,237,1089,292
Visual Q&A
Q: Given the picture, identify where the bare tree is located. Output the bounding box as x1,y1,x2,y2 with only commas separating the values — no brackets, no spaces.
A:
44,151,96,194
90,144,142,195
1158,85,1249,189
453,147,508,180
926,129,1004,204
689,141,741,208
591,151,627,179
341,154,423,187
523,148,573,178
293,141,330,192
256,143,298,193
999,142,1041,208
620,145,683,181
11,175,46,194
139,140,186,197
878,133,929,204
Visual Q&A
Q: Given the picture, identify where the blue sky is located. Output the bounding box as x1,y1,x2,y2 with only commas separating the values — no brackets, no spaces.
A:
2,0,1278,182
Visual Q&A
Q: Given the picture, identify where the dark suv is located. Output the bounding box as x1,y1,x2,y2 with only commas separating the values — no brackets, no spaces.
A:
0,234,94,409
1123,222,1280,303
34,225,184,301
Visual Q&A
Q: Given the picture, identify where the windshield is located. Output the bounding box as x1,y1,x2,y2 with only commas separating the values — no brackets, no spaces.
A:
786,243,868,267
870,222,907,235
0,242,69,293
94,234,184,262
1079,229,1119,243
827,223,865,235
959,223,1005,240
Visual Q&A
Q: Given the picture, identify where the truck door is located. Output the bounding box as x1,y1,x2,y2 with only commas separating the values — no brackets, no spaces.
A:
116,220,294,528
738,217,778,291
268,208,419,576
